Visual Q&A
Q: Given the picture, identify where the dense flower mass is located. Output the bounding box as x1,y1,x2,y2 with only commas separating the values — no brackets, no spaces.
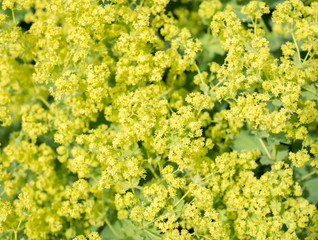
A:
0,0,318,239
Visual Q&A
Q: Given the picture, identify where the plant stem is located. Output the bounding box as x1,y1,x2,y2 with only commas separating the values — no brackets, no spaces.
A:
291,32,302,64
272,145,276,161
174,189,190,207
301,86,318,96
105,216,122,239
258,138,272,160
194,62,205,86
149,165,159,179
297,171,317,182
11,8,16,24
144,229,161,239
37,96,51,109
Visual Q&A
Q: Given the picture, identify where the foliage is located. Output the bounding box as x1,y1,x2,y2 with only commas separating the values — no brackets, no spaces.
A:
0,0,318,239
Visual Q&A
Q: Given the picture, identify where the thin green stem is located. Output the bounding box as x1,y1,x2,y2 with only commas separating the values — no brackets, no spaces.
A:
158,81,174,114
101,191,105,213
13,208,26,240
272,145,276,161
258,138,272,160
297,171,317,182
105,216,122,239
212,79,225,89
291,32,302,64
252,18,257,36
37,96,51,110
149,165,159,179
201,173,213,181
194,62,205,86
33,82,51,110
11,8,16,24
302,86,318,96
197,234,212,240
302,46,312,64
174,189,190,207
303,49,316,65
144,229,161,239
16,214,24,232
260,17,270,34
158,161,163,174
142,217,160,228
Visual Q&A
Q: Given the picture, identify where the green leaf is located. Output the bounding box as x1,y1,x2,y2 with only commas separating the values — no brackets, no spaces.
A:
301,85,318,101
101,220,125,240
264,0,285,8
268,33,286,52
294,163,318,204
101,219,161,240
233,130,273,163
272,99,283,108
294,162,314,180
143,228,162,240
200,83,209,95
303,178,318,204
269,199,282,215
274,145,289,161
174,199,185,215
233,129,290,165
232,130,263,152
260,155,272,165
268,132,290,145
199,34,225,63
191,174,205,185
253,129,270,139
122,177,140,191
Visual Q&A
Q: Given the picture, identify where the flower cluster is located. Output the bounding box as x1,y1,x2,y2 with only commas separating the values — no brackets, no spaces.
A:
0,0,317,239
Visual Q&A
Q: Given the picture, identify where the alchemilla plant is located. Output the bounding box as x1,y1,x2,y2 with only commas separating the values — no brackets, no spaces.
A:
0,0,318,239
